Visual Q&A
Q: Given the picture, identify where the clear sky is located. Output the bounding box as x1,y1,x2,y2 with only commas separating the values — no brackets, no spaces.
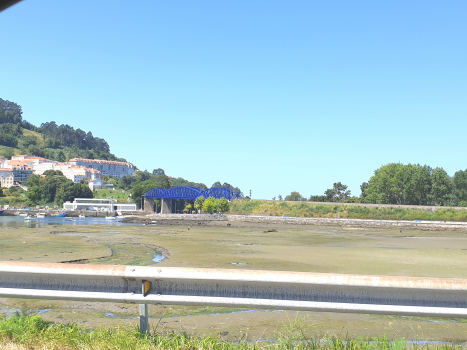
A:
1,1,466,199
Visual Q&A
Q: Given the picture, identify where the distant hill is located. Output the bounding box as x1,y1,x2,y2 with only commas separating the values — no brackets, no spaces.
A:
0,98,126,163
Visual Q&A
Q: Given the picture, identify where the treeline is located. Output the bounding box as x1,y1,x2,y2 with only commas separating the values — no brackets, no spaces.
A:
0,98,124,162
25,170,93,206
282,163,467,207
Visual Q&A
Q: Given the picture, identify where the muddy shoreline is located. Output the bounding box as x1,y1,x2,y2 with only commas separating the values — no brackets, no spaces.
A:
122,214,467,231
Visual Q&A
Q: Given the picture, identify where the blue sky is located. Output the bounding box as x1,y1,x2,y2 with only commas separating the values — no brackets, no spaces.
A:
1,1,466,199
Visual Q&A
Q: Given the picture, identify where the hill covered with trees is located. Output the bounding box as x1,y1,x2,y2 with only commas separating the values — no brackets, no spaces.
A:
0,98,126,162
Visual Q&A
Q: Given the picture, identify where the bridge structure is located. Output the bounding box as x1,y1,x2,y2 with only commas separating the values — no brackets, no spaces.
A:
144,186,241,214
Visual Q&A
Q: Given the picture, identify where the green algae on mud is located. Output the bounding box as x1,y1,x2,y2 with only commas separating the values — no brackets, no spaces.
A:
3,222,467,341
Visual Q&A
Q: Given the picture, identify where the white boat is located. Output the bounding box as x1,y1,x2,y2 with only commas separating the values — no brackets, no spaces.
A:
105,216,116,220
64,217,74,221
36,213,46,219
24,215,34,220
78,214,86,219
19,213,28,217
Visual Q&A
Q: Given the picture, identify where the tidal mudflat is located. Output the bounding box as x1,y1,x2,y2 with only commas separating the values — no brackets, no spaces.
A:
2,221,467,341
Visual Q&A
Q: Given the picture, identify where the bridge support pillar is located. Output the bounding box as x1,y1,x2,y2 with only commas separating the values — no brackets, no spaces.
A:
161,199,172,214
143,197,154,213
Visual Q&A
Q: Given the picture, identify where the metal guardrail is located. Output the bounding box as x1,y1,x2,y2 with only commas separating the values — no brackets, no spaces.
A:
1,261,467,333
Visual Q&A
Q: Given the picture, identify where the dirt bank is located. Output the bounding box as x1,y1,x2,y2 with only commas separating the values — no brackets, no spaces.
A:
122,214,467,231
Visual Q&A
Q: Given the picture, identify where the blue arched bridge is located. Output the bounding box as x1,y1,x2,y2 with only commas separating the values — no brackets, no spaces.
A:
145,186,241,201
144,186,241,214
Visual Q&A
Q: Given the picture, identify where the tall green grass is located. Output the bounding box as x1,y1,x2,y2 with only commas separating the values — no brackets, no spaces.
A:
229,200,467,222
0,313,460,350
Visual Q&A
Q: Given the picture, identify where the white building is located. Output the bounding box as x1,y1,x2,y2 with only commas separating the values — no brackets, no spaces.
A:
63,198,138,212
34,162,102,183
0,169,14,188
69,158,134,178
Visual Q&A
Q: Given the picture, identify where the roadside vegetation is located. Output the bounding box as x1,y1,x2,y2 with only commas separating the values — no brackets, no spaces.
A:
0,313,458,350
0,186,27,208
230,200,467,221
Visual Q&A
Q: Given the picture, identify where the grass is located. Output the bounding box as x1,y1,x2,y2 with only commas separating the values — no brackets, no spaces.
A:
229,200,467,222
93,189,134,203
0,313,459,350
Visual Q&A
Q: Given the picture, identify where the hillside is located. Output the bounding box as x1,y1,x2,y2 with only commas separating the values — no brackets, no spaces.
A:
0,98,125,163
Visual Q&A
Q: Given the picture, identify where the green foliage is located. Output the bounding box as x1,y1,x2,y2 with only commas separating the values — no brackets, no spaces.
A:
0,313,450,350
285,191,305,201
364,163,452,206
202,196,217,213
195,196,205,212
0,98,124,161
26,173,92,206
211,181,242,196
43,170,64,177
229,199,467,221
325,182,351,201
0,133,18,147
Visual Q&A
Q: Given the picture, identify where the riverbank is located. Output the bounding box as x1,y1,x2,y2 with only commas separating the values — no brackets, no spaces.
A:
229,200,467,222
122,213,467,231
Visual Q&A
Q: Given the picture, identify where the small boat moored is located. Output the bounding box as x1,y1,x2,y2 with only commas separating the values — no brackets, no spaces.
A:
50,212,67,218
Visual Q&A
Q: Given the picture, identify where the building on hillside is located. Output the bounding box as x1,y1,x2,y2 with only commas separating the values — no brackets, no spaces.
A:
26,156,49,166
33,161,59,175
12,167,33,184
63,198,138,212
61,166,92,183
88,179,103,191
0,169,14,188
34,162,102,183
69,158,134,178
11,155,28,161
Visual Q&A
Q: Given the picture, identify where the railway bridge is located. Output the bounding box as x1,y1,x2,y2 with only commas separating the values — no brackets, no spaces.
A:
144,186,241,213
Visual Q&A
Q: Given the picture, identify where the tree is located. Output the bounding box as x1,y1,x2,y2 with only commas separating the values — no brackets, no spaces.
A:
453,169,467,204
360,182,369,201
152,168,165,175
43,170,64,177
363,163,451,205
324,182,351,202
217,198,230,213
430,167,452,206
132,183,145,206
194,196,205,213
202,196,217,213
309,195,326,202
55,182,93,206
285,191,304,201
278,194,283,201
0,134,18,147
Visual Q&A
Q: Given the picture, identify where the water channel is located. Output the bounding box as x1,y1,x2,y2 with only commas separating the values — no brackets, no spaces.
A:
0,216,141,228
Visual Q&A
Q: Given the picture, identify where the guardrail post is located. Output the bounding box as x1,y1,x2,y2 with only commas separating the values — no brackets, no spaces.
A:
139,304,149,334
